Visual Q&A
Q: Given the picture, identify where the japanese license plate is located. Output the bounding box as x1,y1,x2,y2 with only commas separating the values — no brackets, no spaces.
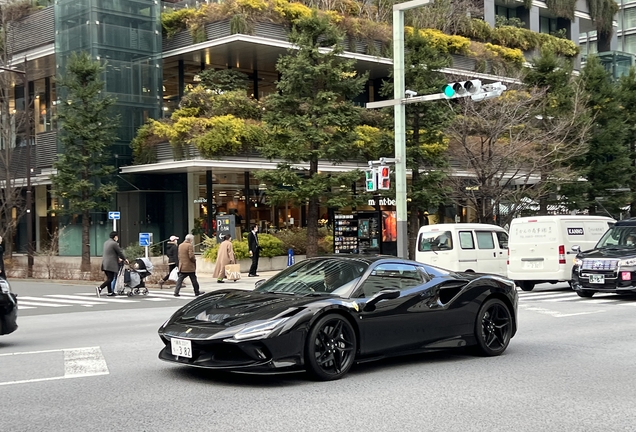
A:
523,261,543,270
589,274,605,284
171,338,192,358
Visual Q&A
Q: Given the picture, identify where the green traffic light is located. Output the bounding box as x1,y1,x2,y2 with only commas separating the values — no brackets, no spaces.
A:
443,84,455,98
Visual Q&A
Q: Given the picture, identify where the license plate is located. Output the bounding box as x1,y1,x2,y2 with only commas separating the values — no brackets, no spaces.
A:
523,261,543,270
589,274,605,284
171,338,192,358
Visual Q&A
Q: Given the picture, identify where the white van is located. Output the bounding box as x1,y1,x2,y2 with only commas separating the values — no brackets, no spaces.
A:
415,223,509,276
507,215,615,291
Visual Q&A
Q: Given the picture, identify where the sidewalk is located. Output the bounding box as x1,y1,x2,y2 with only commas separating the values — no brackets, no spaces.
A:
151,270,282,295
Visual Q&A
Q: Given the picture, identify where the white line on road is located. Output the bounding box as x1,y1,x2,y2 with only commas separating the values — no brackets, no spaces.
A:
520,304,606,318
0,346,109,386
17,305,36,309
50,294,137,303
518,292,575,300
17,301,69,308
20,296,97,307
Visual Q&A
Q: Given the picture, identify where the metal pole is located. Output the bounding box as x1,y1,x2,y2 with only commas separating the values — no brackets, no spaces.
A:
393,7,408,259
24,57,33,277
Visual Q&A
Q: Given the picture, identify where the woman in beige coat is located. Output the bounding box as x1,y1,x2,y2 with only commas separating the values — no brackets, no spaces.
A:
212,235,236,283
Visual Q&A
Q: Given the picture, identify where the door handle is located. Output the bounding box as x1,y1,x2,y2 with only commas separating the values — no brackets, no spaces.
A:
493,252,496,258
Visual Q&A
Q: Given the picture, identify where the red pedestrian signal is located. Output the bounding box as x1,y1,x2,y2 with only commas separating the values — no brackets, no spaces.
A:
378,166,390,190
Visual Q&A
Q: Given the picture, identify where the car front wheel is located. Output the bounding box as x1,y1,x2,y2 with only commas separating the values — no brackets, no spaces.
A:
576,290,594,298
305,314,356,381
474,298,512,356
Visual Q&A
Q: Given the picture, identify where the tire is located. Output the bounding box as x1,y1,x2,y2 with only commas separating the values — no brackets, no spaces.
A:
518,281,535,292
305,314,356,381
474,298,513,357
576,290,594,298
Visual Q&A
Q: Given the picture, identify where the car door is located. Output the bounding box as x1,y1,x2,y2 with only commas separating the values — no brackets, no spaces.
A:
494,231,509,275
474,231,501,275
355,263,437,355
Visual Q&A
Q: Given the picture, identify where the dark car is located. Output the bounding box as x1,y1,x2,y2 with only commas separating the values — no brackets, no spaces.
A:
0,278,18,335
158,256,518,380
572,218,636,297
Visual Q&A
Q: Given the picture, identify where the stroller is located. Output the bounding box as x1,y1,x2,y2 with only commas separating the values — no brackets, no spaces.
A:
115,258,154,296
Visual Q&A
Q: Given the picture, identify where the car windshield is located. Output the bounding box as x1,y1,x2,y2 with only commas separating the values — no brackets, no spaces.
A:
254,259,370,297
596,226,636,248
418,230,452,251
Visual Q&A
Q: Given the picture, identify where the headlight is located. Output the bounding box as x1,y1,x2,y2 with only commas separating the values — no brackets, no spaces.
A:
573,258,582,267
620,258,636,267
231,317,290,341
0,280,11,294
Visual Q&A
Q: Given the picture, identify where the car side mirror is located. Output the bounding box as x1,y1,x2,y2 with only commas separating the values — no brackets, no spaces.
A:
363,288,400,312
571,245,581,253
254,279,266,288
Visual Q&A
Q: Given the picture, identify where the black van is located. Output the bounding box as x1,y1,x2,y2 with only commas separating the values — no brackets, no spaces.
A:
571,219,636,298
0,278,18,335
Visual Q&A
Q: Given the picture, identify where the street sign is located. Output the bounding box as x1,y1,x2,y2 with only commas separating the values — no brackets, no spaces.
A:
139,233,153,247
108,211,120,220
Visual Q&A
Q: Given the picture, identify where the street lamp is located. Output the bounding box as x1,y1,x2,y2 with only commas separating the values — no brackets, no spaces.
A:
0,58,33,277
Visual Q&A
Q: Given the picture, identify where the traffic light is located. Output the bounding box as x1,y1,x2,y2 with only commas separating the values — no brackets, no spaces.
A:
365,168,377,192
377,165,390,190
470,82,507,102
442,80,482,98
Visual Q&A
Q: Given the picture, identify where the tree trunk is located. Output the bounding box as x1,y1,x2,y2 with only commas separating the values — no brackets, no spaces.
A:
306,159,319,257
81,210,91,272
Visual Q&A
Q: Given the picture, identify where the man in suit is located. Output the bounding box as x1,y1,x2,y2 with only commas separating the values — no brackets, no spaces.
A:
248,224,262,277
97,231,128,297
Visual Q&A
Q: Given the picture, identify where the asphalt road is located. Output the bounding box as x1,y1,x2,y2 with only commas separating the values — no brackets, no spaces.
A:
2,281,636,431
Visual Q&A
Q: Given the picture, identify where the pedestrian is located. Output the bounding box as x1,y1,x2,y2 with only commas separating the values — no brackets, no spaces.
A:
0,235,6,280
248,224,262,277
173,234,204,297
158,235,179,288
213,234,236,283
97,231,128,297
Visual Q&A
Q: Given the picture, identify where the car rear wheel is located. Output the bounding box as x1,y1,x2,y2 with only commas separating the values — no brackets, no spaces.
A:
474,298,512,356
517,281,535,291
576,290,594,298
305,314,356,381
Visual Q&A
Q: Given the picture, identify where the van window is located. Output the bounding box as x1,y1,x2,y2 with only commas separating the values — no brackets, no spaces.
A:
496,231,508,249
476,231,495,249
459,231,475,249
418,231,453,251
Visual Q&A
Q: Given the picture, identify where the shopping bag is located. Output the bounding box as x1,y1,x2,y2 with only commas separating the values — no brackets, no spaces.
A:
225,264,241,281
168,267,179,282
114,266,126,293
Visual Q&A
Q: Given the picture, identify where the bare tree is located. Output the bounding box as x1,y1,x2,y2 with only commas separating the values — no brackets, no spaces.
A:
445,82,591,227
0,0,34,256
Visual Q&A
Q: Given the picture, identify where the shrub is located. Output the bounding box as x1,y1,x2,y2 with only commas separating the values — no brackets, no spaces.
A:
202,233,283,261
274,227,334,255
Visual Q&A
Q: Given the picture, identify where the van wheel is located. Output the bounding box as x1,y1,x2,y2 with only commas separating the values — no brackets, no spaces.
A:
576,290,594,298
517,281,535,292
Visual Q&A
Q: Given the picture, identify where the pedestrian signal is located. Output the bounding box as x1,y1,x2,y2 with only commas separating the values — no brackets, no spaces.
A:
365,168,377,192
378,166,390,190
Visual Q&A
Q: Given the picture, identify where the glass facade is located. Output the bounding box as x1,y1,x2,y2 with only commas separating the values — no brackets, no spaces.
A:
54,0,162,163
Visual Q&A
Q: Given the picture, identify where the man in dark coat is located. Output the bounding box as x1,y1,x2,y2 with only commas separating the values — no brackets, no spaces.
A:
159,235,179,288
173,234,204,297
97,231,127,296
248,224,262,277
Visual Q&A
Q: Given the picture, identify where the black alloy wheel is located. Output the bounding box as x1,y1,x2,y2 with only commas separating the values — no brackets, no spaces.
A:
474,298,512,356
305,314,356,381
576,290,594,298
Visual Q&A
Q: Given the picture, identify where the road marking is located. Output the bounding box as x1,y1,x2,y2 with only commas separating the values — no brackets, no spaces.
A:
543,297,618,304
20,296,98,307
17,301,69,308
0,346,109,386
520,305,606,318
17,305,36,309
50,294,137,303
518,292,574,300
144,298,170,302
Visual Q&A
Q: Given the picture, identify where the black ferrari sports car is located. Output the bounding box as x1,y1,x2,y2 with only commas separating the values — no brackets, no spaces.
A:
158,256,517,380
0,278,18,336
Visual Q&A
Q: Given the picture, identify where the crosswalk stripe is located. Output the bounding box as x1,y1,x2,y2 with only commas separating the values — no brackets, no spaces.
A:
144,292,193,299
50,294,137,303
17,305,36,309
20,296,101,306
144,298,170,302
18,301,69,308
518,292,574,300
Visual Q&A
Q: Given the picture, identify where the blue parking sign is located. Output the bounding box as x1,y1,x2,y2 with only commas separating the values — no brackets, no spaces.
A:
139,233,152,247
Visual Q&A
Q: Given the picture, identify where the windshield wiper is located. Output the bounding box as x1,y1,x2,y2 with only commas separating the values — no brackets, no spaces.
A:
304,292,333,297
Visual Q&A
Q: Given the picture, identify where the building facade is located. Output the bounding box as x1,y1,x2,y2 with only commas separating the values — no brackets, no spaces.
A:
0,0,609,255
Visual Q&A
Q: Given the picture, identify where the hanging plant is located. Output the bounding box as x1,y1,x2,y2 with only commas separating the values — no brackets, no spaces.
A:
524,0,533,9
588,0,619,36
545,0,576,20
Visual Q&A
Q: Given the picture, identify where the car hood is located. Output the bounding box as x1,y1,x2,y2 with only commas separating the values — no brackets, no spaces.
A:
577,248,636,259
164,290,326,336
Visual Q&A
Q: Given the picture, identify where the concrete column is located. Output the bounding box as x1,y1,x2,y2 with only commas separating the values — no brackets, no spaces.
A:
571,17,581,70
529,6,540,33
187,172,198,237
483,0,496,28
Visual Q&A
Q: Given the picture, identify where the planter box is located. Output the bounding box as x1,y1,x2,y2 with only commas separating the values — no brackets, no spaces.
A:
198,255,307,274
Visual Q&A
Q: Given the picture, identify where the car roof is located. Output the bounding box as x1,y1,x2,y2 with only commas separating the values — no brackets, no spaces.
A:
305,255,416,265
419,223,505,231
613,218,636,227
